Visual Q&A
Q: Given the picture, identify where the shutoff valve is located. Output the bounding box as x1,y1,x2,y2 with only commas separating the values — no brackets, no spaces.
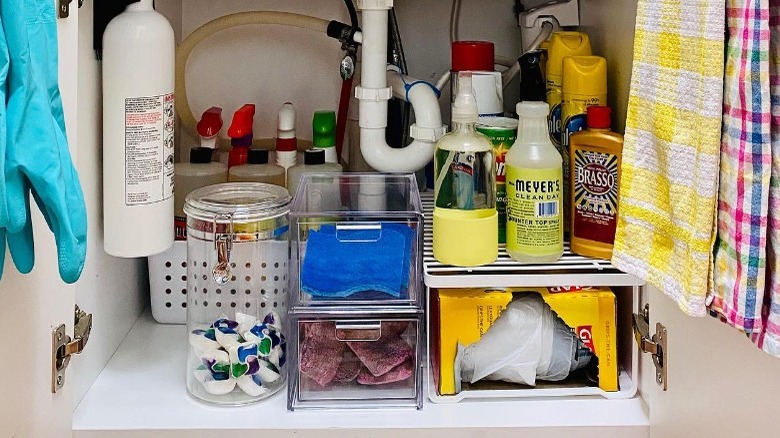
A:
518,0,580,52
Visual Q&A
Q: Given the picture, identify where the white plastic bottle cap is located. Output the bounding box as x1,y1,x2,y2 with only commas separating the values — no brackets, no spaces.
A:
277,102,296,139
516,101,550,118
452,72,479,123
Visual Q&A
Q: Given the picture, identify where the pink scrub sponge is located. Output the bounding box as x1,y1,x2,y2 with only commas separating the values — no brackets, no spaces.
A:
347,328,413,377
334,350,364,383
299,322,345,386
357,358,414,385
298,321,415,386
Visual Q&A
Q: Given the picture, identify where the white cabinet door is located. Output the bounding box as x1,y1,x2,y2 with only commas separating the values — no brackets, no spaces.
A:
646,286,780,436
0,3,79,437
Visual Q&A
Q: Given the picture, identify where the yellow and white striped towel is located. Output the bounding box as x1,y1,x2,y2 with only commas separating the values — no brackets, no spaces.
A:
612,0,725,316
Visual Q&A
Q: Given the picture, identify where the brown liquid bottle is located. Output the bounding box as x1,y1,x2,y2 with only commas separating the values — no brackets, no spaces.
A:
569,106,623,260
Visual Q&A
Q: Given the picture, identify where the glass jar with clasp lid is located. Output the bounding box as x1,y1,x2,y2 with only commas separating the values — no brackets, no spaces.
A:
184,183,290,405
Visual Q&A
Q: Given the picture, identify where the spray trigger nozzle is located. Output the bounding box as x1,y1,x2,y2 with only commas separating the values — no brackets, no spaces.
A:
196,107,223,149
451,71,479,123
228,104,256,139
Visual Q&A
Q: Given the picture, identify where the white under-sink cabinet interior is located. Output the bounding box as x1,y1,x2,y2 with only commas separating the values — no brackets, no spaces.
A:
5,1,780,437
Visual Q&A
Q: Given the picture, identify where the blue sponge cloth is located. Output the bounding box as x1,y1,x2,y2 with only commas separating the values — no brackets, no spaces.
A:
300,223,414,299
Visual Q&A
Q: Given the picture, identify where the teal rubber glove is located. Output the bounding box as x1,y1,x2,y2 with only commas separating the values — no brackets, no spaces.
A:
1,0,87,283
0,12,6,278
0,12,7,229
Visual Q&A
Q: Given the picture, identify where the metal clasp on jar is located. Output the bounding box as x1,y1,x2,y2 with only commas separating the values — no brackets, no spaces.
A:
212,214,234,285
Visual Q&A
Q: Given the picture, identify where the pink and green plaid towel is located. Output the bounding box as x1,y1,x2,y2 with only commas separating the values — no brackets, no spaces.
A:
709,0,780,356
753,0,780,354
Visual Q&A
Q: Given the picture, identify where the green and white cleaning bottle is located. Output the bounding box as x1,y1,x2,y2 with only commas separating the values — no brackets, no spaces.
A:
313,110,338,164
432,72,498,267
505,101,564,263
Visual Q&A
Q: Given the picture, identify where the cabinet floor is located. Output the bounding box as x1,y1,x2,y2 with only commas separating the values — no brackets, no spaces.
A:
73,310,649,437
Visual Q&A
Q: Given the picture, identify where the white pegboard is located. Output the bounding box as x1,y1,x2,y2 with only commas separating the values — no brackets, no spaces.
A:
149,240,288,324
149,241,189,324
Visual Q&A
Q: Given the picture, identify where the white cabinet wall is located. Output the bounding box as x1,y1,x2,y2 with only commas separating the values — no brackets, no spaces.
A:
3,1,780,437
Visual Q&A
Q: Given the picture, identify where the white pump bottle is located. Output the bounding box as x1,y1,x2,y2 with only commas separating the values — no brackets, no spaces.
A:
103,0,176,257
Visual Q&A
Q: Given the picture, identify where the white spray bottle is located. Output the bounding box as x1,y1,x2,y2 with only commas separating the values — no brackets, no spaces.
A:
275,103,298,172
102,0,175,257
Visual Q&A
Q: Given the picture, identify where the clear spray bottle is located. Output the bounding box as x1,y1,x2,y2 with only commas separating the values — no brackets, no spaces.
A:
432,72,498,267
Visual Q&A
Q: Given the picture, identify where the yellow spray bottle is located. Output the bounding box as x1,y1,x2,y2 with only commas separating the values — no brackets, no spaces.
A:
560,55,607,233
562,56,607,148
546,32,592,148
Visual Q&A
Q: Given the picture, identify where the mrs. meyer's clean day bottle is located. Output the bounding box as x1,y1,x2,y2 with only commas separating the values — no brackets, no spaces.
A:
433,72,498,267
505,101,564,263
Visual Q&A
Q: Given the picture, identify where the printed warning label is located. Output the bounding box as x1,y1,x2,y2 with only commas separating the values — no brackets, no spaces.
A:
125,93,175,206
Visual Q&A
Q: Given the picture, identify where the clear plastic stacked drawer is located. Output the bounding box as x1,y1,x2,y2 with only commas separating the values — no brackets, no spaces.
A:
287,173,424,410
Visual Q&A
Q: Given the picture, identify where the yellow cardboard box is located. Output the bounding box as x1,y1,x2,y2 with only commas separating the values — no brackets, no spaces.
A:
433,286,617,395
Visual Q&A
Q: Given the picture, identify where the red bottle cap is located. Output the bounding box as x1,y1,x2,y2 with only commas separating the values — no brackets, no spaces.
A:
196,107,223,137
452,41,495,72
227,104,256,138
587,105,612,129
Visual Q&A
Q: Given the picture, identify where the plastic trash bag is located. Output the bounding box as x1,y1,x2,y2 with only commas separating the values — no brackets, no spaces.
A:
454,292,593,391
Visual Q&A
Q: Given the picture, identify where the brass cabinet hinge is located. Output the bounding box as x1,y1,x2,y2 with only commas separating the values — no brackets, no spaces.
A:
58,0,83,19
52,305,92,393
633,304,668,390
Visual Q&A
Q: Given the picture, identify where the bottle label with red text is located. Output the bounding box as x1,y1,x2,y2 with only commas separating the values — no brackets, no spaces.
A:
124,93,175,206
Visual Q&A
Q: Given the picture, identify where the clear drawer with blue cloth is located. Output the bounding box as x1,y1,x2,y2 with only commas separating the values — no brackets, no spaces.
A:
289,173,423,309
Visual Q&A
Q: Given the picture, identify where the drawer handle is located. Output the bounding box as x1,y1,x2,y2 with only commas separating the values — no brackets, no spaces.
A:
334,322,382,341
335,223,382,242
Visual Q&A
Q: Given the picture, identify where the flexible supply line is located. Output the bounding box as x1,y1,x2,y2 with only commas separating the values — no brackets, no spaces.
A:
175,12,330,135
343,0,358,29
501,21,554,88
435,71,451,92
526,21,555,53
449,0,462,42
495,55,516,67
336,76,353,162
501,62,521,89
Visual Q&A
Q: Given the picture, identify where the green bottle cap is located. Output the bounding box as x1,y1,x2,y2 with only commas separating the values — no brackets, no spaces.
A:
312,111,336,148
